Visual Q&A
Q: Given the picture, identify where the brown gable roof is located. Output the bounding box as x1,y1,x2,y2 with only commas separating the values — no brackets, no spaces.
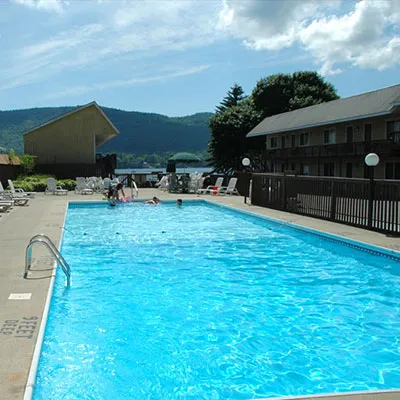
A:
23,101,119,137
0,154,20,165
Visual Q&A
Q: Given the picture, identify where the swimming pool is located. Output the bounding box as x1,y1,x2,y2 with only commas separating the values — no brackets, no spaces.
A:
32,200,400,399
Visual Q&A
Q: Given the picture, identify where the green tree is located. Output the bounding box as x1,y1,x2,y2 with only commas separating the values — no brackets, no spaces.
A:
216,83,247,114
19,154,37,175
252,71,339,118
208,98,262,173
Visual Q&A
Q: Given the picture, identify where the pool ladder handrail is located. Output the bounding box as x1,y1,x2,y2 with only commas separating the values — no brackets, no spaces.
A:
131,180,139,198
25,234,71,286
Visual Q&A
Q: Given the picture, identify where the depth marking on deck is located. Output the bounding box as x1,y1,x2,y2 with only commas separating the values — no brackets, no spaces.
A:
0,317,39,339
8,293,32,300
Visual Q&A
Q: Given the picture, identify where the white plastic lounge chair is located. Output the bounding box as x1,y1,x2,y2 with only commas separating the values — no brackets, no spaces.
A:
218,177,240,196
155,176,169,191
45,178,68,195
103,178,112,190
74,177,93,195
197,177,224,195
0,182,30,205
0,199,13,211
8,179,36,198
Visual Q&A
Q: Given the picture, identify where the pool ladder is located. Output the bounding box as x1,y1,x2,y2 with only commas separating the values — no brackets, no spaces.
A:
25,234,71,286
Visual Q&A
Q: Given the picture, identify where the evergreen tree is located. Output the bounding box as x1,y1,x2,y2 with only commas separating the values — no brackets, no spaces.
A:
209,98,262,173
216,83,247,113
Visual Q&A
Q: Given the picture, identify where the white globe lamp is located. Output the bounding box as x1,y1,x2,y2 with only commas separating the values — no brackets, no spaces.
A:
364,153,380,167
242,157,250,167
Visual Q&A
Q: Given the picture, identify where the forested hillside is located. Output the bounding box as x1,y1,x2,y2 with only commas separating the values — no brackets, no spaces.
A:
0,106,213,155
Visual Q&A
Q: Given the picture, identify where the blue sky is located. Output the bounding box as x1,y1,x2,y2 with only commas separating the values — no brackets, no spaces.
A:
0,0,399,116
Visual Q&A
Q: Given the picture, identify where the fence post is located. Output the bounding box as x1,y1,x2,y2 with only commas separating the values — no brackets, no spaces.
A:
282,176,287,211
368,175,374,229
330,181,336,220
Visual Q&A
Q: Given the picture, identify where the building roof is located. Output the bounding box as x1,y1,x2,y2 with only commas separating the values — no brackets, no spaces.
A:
23,101,120,140
0,154,20,165
247,84,400,138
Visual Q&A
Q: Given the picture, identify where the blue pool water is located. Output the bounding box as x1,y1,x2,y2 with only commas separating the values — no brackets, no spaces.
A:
33,201,400,399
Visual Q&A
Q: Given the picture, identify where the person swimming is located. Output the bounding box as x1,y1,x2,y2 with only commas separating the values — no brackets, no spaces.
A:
145,196,160,205
176,199,182,206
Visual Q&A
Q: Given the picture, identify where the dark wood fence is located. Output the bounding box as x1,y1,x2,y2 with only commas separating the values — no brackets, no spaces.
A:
0,165,22,188
251,174,400,235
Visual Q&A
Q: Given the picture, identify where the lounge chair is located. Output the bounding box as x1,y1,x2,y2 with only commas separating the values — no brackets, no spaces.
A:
74,177,93,195
0,182,30,205
0,199,13,212
45,178,68,195
197,177,224,195
218,177,240,196
8,179,36,198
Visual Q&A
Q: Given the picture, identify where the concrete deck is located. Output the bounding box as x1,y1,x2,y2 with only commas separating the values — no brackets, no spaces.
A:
0,189,399,400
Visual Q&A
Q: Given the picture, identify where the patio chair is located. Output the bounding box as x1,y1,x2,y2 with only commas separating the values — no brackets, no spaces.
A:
155,176,169,191
45,178,68,195
8,179,36,198
0,199,14,212
0,182,30,205
197,177,224,195
218,177,240,196
74,177,93,195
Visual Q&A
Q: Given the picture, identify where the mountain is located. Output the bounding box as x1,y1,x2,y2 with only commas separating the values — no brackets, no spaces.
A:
0,106,213,155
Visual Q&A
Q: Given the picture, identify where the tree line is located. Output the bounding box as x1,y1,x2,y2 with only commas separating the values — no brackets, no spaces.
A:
208,71,339,173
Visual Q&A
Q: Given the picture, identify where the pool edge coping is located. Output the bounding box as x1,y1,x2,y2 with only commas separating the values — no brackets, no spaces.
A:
23,198,400,400
23,206,68,400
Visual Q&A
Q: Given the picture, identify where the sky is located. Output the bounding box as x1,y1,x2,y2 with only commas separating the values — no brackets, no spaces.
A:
0,0,399,116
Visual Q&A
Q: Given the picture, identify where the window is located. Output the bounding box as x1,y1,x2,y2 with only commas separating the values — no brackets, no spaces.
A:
385,163,400,180
299,132,309,146
270,137,278,148
346,126,353,143
303,165,309,176
387,120,400,142
291,135,296,147
281,136,286,148
323,163,335,176
346,163,352,178
324,129,336,144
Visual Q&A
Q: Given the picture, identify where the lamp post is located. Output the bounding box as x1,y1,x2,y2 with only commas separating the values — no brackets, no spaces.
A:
242,157,251,204
364,153,379,229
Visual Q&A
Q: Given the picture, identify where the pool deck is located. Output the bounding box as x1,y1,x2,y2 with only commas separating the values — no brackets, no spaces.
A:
0,189,399,400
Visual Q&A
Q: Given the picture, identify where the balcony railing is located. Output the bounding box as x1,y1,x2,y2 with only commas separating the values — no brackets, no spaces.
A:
266,139,400,160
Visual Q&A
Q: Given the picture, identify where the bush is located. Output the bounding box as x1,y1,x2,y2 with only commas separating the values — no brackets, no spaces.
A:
10,175,76,192
57,179,76,191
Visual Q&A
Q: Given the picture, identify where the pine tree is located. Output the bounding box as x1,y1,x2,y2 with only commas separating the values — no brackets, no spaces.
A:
215,83,246,113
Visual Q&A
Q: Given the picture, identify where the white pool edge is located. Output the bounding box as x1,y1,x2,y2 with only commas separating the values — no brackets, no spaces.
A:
23,206,68,400
23,199,400,400
258,389,400,400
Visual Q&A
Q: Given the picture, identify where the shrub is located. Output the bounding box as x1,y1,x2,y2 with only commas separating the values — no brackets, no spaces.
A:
10,175,76,192
57,179,76,191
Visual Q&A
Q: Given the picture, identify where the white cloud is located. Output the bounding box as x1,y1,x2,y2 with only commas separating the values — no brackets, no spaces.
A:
218,0,400,75
46,65,210,98
13,0,66,12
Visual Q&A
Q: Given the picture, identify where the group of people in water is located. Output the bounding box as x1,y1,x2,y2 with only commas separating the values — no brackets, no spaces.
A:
104,183,182,207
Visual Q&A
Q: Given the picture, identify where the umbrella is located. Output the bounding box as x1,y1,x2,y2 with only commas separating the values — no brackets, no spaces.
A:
168,152,202,163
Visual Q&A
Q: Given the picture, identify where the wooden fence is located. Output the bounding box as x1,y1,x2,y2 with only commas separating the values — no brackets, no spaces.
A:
251,174,400,235
0,165,21,188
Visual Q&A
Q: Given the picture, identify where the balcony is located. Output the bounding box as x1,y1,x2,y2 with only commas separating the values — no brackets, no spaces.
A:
266,138,400,160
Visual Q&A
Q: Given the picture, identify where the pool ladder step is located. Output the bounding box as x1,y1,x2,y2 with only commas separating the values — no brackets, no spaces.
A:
25,234,71,286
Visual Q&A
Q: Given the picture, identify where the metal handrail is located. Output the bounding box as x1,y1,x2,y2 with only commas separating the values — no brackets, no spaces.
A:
131,180,139,198
29,234,70,274
25,235,71,286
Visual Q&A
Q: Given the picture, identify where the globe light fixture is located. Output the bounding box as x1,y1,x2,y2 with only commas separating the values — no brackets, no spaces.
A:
364,153,380,167
242,157,250,167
